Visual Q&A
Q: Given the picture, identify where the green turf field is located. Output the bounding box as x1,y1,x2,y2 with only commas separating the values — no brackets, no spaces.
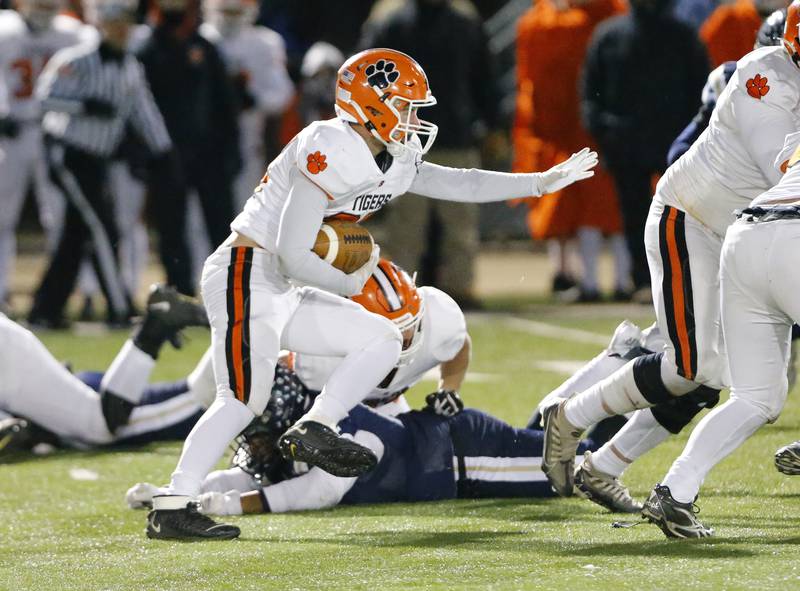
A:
3,307,800,591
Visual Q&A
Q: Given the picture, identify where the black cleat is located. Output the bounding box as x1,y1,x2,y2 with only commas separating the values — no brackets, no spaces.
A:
146,502,240,540
0,418,33,459
278,421,378,477
775,440,800,475
641,484,713,539
134,284,209,357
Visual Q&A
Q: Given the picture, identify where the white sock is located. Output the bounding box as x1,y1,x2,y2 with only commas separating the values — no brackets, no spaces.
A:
186,348,216,409
539,350,628,412
662,397,768,503
577,227,602,292
591,409,670,477
168,397,255,497
610,233,632,291
546,239,564,274
564,360,651,430
300,337,401,428
100,339,156,404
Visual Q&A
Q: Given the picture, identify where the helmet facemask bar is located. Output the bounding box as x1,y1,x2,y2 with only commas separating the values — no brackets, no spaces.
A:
386,95,438,155
395,297,425,366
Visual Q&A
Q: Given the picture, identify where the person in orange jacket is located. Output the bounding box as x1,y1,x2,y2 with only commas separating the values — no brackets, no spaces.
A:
700,0,789,66
513,0,631,302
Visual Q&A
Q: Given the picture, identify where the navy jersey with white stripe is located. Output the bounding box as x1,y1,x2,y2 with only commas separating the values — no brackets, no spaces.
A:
339,406,596,504
37,38,171,157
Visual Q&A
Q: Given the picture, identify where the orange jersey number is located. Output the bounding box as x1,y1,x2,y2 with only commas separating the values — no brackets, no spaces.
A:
11,58,35,99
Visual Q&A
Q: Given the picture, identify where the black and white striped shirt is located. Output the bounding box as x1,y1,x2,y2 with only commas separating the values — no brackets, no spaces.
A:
36,39,171,157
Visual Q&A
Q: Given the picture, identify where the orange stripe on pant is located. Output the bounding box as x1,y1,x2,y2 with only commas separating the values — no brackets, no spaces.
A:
664,208,694,380
231,248,247,402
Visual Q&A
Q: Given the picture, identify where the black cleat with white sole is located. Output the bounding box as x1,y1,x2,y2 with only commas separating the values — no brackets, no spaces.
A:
146,501,240,540
641,484,713,539
278,420,378,477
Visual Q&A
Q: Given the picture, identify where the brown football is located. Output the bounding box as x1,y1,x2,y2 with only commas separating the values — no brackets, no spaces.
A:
312,219,374,273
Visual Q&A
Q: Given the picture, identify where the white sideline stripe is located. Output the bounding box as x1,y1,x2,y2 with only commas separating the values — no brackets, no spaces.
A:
320,224,338,264
496,315,609,347
419,369,497,382
532,360,588,376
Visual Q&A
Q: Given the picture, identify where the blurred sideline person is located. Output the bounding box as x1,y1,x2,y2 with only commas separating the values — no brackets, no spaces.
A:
513,0,631,302
0,285,207,451
143,47,597,541
700,0,788,67
581,0,710,301
200,0,293,212
0,0,90,312
360,0,505,308
543,0,800,500
28,0,177,327
135,0,240,296
278,42,344,145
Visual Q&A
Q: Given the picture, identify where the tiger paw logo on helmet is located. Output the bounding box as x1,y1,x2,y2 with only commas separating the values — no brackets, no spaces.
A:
365,60,400,89
306,151,328,174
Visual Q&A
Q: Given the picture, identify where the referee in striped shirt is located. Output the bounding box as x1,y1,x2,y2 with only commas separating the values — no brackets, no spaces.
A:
29,0,175,327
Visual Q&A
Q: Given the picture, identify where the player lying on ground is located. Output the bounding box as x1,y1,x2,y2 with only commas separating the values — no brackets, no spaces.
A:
126,378,606,516
0,285,207,454
147,46,598,540
541,0,800,500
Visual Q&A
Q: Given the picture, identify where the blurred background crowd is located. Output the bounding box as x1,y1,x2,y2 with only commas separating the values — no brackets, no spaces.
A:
0,0,790,327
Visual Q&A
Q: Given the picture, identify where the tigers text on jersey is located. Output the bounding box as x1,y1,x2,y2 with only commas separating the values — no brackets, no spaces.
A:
0,11,91,121
657,46,800,236
293,286,467,404
230,117,421,251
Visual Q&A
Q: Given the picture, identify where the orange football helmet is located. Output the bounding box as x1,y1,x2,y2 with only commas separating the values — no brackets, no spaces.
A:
351,259,424,365
784,0,800,67
335,48,438,156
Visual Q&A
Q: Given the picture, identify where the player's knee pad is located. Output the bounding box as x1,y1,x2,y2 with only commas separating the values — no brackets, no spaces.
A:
650,385,720,434
730,382,788,423
100,391,135,433
633,353,677,404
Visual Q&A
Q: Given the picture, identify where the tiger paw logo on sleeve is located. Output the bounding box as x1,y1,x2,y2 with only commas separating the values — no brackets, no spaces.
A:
746,74,770,99
306,151,328,174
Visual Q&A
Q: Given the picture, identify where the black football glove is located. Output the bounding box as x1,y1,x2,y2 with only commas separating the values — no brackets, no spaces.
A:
0,117,20,139
83,98,116,118
423,389,464,417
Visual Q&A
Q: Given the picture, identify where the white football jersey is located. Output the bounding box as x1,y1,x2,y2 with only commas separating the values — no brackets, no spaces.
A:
293,286,467,405
658,46,800,236
0,11,92,120
231,117,421,251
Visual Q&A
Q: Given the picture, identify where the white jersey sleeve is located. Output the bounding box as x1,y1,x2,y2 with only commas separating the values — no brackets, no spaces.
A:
418,286,467,363
410,161,539,202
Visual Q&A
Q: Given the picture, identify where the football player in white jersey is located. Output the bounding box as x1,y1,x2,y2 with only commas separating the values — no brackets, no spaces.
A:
144,47,597,540
0,0,91,308
541,1,800,498
200,0,293,210
0,285,208,450
641,139,800,538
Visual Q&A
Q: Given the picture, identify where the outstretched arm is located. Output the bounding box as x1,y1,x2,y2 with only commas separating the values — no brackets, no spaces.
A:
409,149,597,203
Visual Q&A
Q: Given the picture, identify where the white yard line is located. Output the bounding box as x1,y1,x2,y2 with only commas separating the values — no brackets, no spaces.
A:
469,313,609,347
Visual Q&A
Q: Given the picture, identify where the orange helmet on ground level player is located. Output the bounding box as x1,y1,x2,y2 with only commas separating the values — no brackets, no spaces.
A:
351,259,424,366
784,0,800,67
335,48,438,156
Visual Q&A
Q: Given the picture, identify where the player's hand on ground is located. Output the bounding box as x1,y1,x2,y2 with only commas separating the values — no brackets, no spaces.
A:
424,389,464,417
346,244,381,295
125,482,165,509
199,490,243,516
536,147,598,195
